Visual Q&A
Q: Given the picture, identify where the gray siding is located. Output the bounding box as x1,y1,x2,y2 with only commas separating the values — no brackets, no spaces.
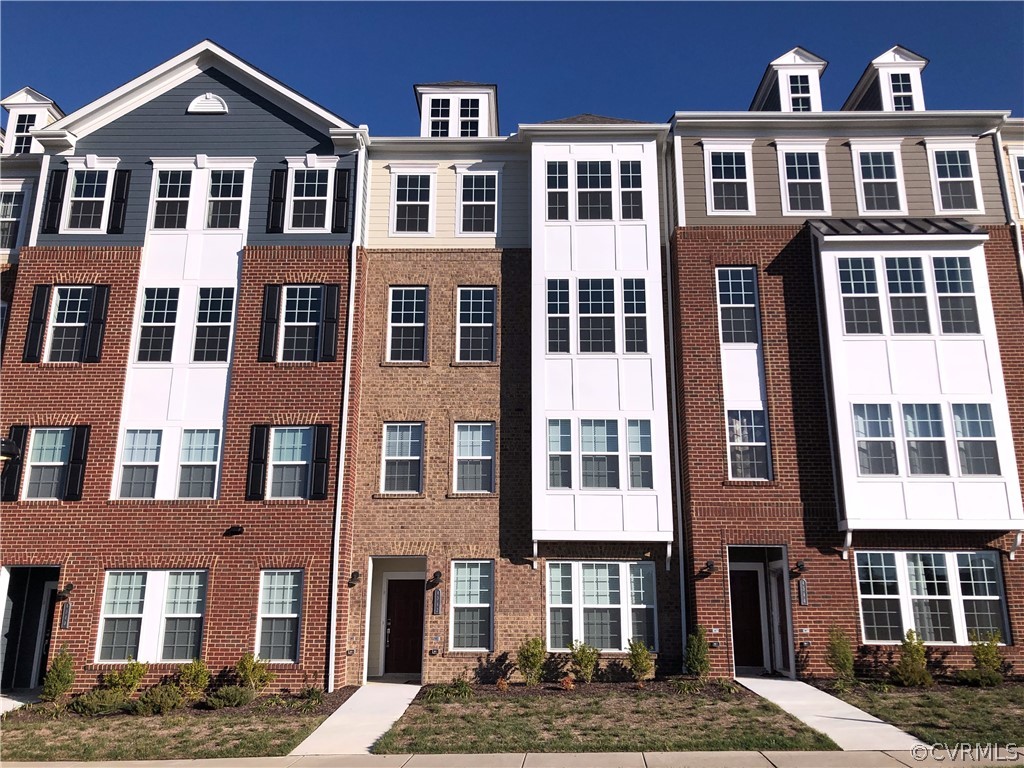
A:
37,68,355,247
852,79,883,111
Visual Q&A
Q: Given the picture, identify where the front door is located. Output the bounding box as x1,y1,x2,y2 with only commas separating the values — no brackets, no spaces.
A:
384,580,424,674
768,565,792,675
729,568,767,669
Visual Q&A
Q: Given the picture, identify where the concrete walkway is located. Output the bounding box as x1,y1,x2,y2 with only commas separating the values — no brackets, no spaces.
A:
0,687,40,715
290,682,421,755
737,677,925,752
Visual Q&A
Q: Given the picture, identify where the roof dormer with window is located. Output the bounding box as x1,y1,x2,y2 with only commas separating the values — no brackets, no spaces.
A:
1,87,64,155
750,47,827,113
843,46,927,113
414,82,498,138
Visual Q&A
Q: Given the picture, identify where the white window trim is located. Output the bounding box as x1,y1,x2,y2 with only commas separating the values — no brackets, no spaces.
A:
21,427,71,500
925,139,985,215
546,418,572,490
851,403,898,478
855,551,1008,646
458,97,482,137
879,67,925,112
267,426,313,500
849,139,908,216
428,97,452,137
546,278,572,355
702,139,757,216
276,285,322,363
452,421,495,494
724,409,773,482
449,560,494,652
283,155,339,234
455,286,496,363
59,155,121,234
580,418,620,490
117,428,162,499
716,266,761,348
135,286,180,365
454,162,503,237
203,155,256,232
779,68,822,113
545,561,658,653
0,177,33,256
385,286,428,363
148,157,199,231
379,422,424,494
255,569,303,663
190,286,235,365
1008,147,1024,220
176,427,221,500
774,139,832,216
43,285,92,363
545,160,570,223
387,163,437,237
626,419,654,490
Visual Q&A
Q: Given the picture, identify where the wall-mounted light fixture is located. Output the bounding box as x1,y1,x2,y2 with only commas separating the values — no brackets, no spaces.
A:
791,560,807,575
347,571,361,588
56,583,75,600
426,570,443,589
702,559,716,574
224,525,244,537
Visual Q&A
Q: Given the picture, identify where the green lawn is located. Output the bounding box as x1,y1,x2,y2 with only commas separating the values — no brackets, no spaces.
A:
374,681,839,753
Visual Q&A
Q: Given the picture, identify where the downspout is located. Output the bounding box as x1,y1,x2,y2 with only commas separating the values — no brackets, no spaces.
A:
989,126,1024,276
327,129,368,692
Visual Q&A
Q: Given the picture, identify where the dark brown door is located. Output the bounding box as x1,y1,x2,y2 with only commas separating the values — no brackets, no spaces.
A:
384,580,424,674
730,569,766,669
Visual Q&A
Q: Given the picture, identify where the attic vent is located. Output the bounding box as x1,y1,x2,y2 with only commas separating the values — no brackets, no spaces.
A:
187,93,228,115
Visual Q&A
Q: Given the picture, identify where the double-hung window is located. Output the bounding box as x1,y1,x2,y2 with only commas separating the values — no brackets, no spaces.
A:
902,404,949,476
193,287,235,362
0,188,26,250
726,410,770,480
704,141,755,214
387,287,427,362
547,419,572,489
851,142,906,215
454,422,495,493
120,429,162,498
66,169,111,230
24,428,71,499
546,161,569,221
206,170,244,229
430,99,450,137
623,279,647,353
546,279,570,353
178,429,220,498
578,279,615,353
933,257,979,334
927,142,983,214
98,571,147,661
776,141,830,215
137,287,179,363
280,285,321,362
392,171,434,234
258,570,302,662
269,427,312,499
789,75,811,112
717,268,759,343
46,286,92,362
458,168,498,234
853,404,898,476
246,424,329,501
381,423,423,493
838,258,883,334
577,161,612,220
885,257,930,334
289,169,330,230
258,284,338,364
627,420,653,489
152,170,191,229
952,404,1000,476
162,571,207,660
451,561,493,650
12,114,36,154
459,99,480,137
456,287,495,362
620,161,643,219
889,73,915,111
580,419,619,489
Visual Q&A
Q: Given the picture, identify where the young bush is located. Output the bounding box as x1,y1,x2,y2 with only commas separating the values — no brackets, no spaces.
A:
102,659,148,695
568,640,599,684
40,645,75,703
69,687,129,716
825,626,855,687
685,625,711,679
890,630,933,688
495,676,509,692
516,637,545,686
206,685,255,709
955,667,1003,687
423,675,474,702
236,652,275,693
177,658,211,702
626,638,654,686
134,683,184,716
955,632,1004,687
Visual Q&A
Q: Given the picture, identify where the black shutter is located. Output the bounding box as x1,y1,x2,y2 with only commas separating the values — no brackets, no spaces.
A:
319,284,340,362
40,169,67,234
22,285,51,363
331,168,351,234
1,425,29,501
309,425,331,500
246,425,271,500
266,169,287,234
63,425,91,501
106,169,131,234
83,285,110,363
258,285,281,362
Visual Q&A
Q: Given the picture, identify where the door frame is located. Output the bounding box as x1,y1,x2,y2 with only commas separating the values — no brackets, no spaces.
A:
767,557,796,678
727,561,770,674
376,571,425,678
30,581,57,688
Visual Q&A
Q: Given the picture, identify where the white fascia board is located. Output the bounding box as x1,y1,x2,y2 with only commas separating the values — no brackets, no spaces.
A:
671,111,1008,135
817,234,989,244
519,123,669,139
840,519,1020,532
533,530,675,543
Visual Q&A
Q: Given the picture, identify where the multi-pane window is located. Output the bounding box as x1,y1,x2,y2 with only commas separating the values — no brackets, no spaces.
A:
789,74,811,112
856,552,903,642
459,98,480,137
24,428,71,499
0,191,25,249
280,285,321,362
726,410,770,480
193,287,234,362
858,151,902,212
430,99,450,137
717,268,758,343
627,420,653,489
13,114,36,154
206,170,244,229
452,561,493,650
709,151,750,212
623,279,647,353
932,150,979,211
67,170,109,230
382,423,423,493
903,404,948,476
620,161,643,219
578,279,615,353
153,170,191,229
137,287,179,363
885,257,930,334
394,175,431,233
906,553,956,643
853,404,898,476
957,553,1008,641
290,169,329,229
547,161,568,221
258,570,302,662
455,423,494,493
1017,156,1024,211
783,152,825,211
99,571,146,661
952,404,1000,476
162,571,206,661
547,561,657,652
838,258,882,334
457,287,495,362
387,287,427,362
120,429,162,498
178,429,220,498
581,419,619,489
547,419,571,489
890,73,914,111
269,427,312,499
460,174,497,233
577,161,612,220
47,286,92,362
934,257,979,334
546,279,570,353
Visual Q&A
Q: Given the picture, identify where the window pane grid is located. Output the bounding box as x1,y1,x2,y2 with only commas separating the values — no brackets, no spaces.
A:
259,570,301,662
903,404,949,476
121,430,161,498
395,175,430,232
627,419,653,489
178,429,219,498
383,423,423,492
193,287,234,362
953,404,1000,476
577,161,612,220
388,287,427,361
280,286,321,362
68,170,108,229
0,191,25,249
547,279,570,353
547,419,571,489
710,152,749,211
153,170,192,229
726,409,769,479
461,175,496,233
578,279,615,353
885,257,930,334
859,152,901,211
547,161,568,220
455,423,494,493
138,287,179,363
206,170,244,229
270,427,312,498
620,161,643,219
581,420,618,488
453,561,492,649
717,268,758,343
291,169,329,229
623,278,647,353
48,286,92,362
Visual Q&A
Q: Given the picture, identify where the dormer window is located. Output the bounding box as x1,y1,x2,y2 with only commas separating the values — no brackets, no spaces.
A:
416,85,497,138
789,75,811,112
430,99,450,137
13,114,36,154
460,99,480,137
890,73,914,111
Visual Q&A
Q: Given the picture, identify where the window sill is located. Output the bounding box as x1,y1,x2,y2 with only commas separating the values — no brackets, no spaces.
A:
450,361,498,368
380,361,429,368
445,492,496,499
372,492,425,500
274,361,320,368
260,498,312,505
106,498,219,506
722,479,778,488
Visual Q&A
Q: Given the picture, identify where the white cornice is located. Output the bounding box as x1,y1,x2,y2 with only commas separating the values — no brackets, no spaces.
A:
671,111,1008,136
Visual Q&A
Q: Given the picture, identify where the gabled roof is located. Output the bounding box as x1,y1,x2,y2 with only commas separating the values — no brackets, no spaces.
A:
750,47,828,111
416,80,495,88
541,113,646,125
842,45,929,111
1,86,65,118
39,39,356,148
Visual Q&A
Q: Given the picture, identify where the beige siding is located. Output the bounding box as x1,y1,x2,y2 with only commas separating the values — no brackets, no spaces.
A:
366,152,530,248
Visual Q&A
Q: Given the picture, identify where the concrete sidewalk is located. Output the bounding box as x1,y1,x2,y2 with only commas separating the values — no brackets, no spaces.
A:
290,682,421,755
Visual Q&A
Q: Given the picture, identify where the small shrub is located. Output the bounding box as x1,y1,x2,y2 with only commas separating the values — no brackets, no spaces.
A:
134,683,184,716
890,630,933,688
69,687,129,716
673,677,705,695
714,677,740,696
495,676,509,692
236,652,275,693
206,685,255,709
559,674,575,691
685,626,711,679
626,638,654,686
825,625,855,687
516,637,545,686
40,646,75,703
102,659,148,695
970,631,1004,674
955,667,1003,687
177,658,211,702
568,640,599,684
300,685,324,706
424,675,474,702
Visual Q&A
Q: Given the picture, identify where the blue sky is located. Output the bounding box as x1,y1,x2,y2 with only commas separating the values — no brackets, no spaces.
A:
2,2,1022,134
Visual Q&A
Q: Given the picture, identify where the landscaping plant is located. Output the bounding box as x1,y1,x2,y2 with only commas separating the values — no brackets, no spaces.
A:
69,687,130,716
177,658,211,701
236,652,275,693
685,625,711,679
134,683,184,715
40,645,75,707
890,630,933,687
825,625,855,688
955,632,1004,687
559,674,575,691
206,684,255,709
626,638,654,686
424,675,474,702
102,658,148,696
568,640,599,684
516,636,545,686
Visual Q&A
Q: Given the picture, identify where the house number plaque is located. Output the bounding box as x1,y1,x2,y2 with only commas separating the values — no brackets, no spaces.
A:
798,578,808,606
432,589,442,615
60,601,71,629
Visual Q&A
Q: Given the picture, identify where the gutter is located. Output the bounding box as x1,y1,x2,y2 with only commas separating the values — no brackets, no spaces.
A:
988,126,1024,277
